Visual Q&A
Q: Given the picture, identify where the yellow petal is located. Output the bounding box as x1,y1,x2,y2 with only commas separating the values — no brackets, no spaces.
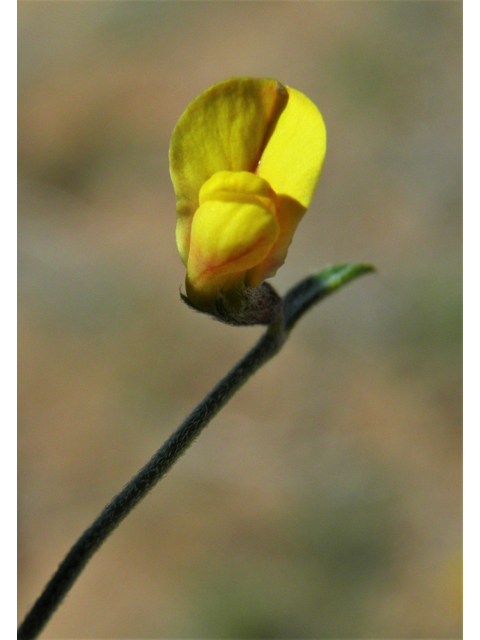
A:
185,171,279,310
199,170,277,212
170,78,288,265
245,195,305,287
257,87,326,209
252,87,327,282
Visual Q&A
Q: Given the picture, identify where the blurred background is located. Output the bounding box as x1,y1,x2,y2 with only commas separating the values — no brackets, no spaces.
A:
18,1,462,638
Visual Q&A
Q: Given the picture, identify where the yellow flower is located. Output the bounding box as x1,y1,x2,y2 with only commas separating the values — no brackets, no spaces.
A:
169,77,326,323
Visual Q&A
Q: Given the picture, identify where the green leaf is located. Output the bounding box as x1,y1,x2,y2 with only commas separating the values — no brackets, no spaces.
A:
314,263,376,293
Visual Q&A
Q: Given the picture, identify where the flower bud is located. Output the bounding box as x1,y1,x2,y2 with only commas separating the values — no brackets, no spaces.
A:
169,77,326,324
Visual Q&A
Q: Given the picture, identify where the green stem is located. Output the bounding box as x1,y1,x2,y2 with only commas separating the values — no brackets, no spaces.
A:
18,265,373,640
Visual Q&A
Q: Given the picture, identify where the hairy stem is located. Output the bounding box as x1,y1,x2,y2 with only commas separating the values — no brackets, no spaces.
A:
18,265,373,640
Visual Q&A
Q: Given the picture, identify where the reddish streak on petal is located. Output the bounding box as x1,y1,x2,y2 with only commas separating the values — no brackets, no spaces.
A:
192,232,275,284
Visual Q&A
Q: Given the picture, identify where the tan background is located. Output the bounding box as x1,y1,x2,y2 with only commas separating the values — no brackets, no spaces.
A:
18,1,462,638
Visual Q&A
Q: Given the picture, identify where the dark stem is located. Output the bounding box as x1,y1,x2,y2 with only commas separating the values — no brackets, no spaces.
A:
18,267,372,640
18,320,284,640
